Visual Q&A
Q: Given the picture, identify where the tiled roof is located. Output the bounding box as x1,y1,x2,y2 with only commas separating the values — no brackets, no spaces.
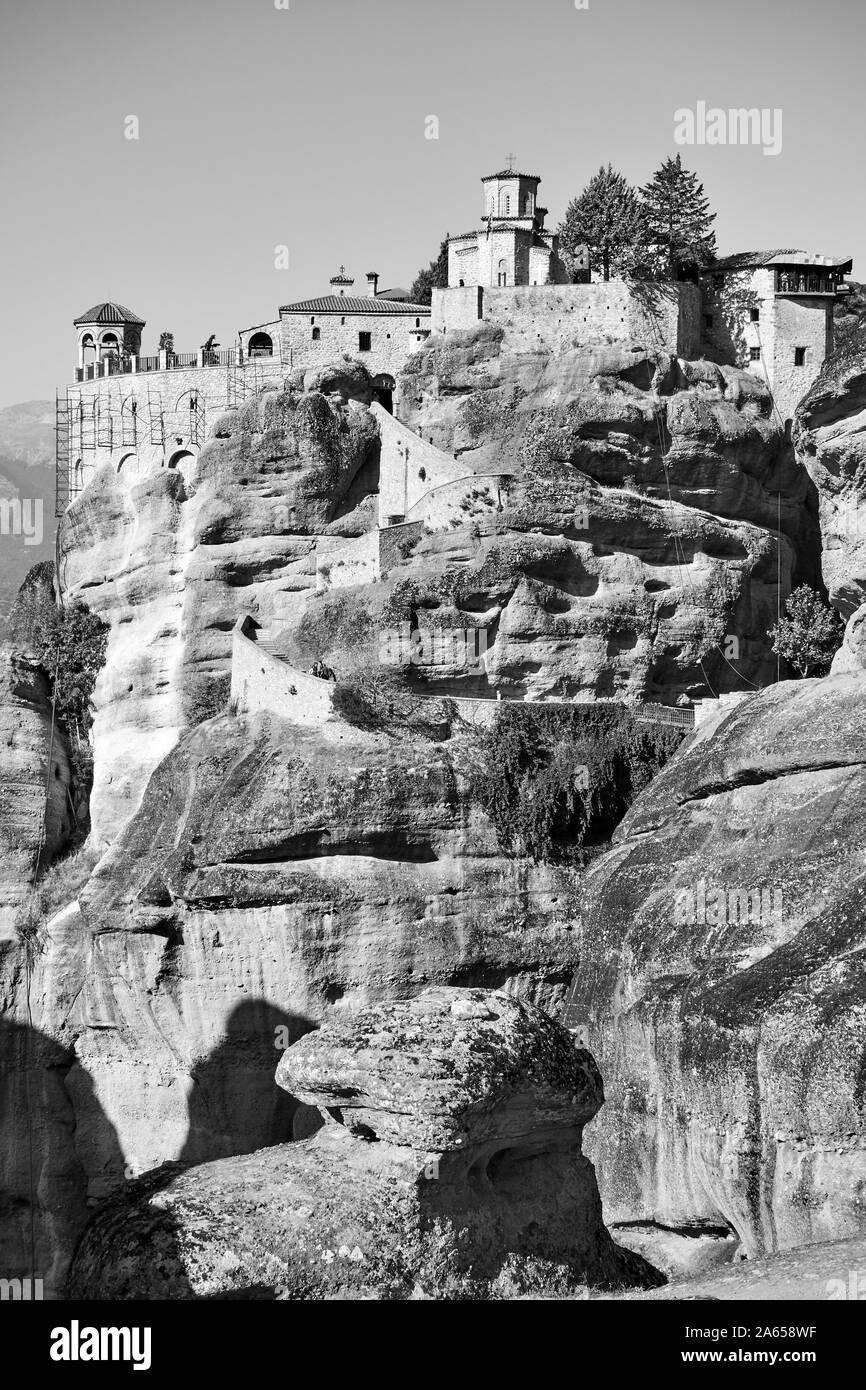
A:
481,170,540,181
73,301,145,326
279,295,431,315
709,250,852,272
375,287,412,301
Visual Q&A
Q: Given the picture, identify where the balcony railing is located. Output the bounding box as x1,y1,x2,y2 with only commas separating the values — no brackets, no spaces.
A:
74,347,240,382
775,270,841,296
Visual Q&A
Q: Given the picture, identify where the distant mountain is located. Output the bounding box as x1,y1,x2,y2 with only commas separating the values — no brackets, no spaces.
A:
0,400,56,632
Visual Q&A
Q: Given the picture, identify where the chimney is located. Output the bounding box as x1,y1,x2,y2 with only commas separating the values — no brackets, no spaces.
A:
366,271,379,299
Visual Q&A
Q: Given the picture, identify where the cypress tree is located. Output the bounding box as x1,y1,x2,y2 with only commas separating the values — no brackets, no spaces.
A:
641,155,717,279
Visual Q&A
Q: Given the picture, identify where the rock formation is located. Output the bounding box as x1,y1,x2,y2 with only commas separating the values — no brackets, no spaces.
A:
0,645,71,937
57,384,379,844
564,671,866,1257
832,603,866,672
57,342,818,844
795,349,866,616
68,987,662,1299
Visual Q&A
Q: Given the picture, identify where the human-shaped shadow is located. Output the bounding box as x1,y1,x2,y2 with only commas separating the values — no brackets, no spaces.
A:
178,999,316,1165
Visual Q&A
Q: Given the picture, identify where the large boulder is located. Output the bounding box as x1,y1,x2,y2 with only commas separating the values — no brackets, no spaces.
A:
563,672,866,1257
68,987,662,1299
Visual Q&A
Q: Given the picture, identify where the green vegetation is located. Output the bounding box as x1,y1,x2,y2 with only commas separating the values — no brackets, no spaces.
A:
559,165,648,283
473,703,683,865
559,155,717,283
409,238,449,306
769,585,845,678
187,673,231,725
11,565,109,803
16,842,100,943
640,154,717,280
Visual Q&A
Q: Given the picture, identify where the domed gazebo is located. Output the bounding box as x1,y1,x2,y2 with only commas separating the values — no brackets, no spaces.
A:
73,301,146,369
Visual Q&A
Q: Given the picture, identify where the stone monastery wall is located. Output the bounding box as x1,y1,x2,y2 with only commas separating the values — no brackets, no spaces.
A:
279,311,428,381
372,403,472,519
431,282,701,357
65,360,285,492
230,617,335,727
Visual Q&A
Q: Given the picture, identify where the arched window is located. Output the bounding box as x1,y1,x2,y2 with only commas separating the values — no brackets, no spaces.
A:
497,259,508,287
312,327,321,341
248,331,273,358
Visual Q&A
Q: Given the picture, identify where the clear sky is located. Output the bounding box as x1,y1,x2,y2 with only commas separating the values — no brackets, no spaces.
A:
1,0,863,406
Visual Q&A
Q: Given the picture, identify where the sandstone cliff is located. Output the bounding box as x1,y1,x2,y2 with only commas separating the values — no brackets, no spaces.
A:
795,348,866,616
2,705,577,1291
564,671,866,1256
58,344,816,846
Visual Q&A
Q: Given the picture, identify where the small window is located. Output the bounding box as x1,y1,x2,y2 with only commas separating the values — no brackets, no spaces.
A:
358,331,372,352
416,318,421,327
312,327,320,341
310,317,315,325
505,196,510,213
794,346,807,366
750,308,760,322
749,347,761,361
704,314,713,329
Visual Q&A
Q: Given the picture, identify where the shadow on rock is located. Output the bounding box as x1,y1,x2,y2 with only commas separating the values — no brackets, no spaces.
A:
179,999,317,1165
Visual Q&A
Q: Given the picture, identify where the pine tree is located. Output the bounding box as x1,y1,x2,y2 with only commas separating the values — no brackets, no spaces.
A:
410,239,449,305
558,165,647,283
640,155,717,280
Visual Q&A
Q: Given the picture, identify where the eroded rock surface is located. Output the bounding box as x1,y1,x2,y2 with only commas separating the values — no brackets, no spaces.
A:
795,350,866,615
68,987,663,1299
4,708,576,1289
0,646,71,937
564,672,866,1257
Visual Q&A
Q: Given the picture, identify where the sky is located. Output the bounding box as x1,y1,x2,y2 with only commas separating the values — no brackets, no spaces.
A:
1,0,864,406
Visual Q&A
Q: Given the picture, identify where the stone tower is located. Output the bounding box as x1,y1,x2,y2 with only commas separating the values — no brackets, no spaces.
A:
446,165,567,289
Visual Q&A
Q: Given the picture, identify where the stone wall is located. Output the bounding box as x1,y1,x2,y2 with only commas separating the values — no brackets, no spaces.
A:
230,617,334,727
431,282,700,356
63,360,285,493
278,309,429,381
315,531,379,591
378,519,426,574
772,296,834,424
700,268,834,423
372,403,470,519
404,472,514,531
